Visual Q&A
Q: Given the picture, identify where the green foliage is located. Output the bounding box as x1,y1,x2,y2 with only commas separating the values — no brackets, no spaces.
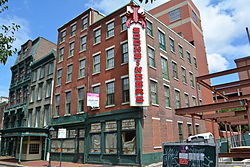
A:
0,0,20,65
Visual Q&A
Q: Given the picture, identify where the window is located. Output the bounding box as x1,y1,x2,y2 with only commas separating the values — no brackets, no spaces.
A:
65,91,71,114
150,80,158,105
181,67,187,84
188,124,193,136
70,24,76,36
55,95,60,116
192,10,197,23
159,30,166,50
106,81,114,106
184,93,189,107
199,99,203,105
170,38,175,52
93,85,100,94
179,45,183,58
122,119,136,154
106,48,114,69
121,42,128,64
32,70,37,82
56,69,62,85
39,66,45,79
80,36,87,51
30,87,35,103
28,109,32,127
196,124,200,134
67,65,72,82
59,47,64,62
94,28,101,44
48,62,54,75
122,77,129,103
164,86,171,108
175,90,181,109
121,15,127,31
82,17,88,30
194,57,197,68
43,105,49,127
190,72,194,87
60,30,66,42
172,62,178,79
29,144,39,154
37,83,43,101
45,80,52,98
35,108,40,127
107,21,114,38
23,86,28,102
16,89,21,104
79,59,85,78
178,122,184,142
161,57,169,80
90,123,101,153
187,51,191,64
69,42,75,57
192,96,197,106
105,121,117,154
78,88,84,113
148,47,155,68
146,20,153,36
93,54,100,74
169,8,181,22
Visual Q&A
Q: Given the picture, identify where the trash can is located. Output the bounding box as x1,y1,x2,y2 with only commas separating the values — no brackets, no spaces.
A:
163,143,217,167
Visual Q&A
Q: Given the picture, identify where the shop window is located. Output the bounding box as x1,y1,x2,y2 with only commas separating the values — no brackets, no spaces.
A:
91,134,101,153
62,139,75,153
79,139,84,153
122,119,136,154
105,121,117,154
29,144,39,154
79,129,85,138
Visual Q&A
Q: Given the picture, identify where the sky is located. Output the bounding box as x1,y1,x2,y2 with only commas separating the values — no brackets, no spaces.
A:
0,0,249,97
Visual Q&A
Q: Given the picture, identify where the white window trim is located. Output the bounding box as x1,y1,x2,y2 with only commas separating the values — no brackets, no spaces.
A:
81,15,88,20
70,22,77,27
92,51,101,57
77,85,85,89
120,12,126,17
166,119,173,122
169,36,174,41
163,83,170,87
178,43,183,48
177,121,183,124
93,25,101,31
158,27,165,34
92,83,101,87
187,122,192,125
192,96,197,99
147,44,155,50
160,53,168,60
106,18,115,25
181,66,186,70
65,89,71,93
105,45,115,51
146,18,153,24
105,78,115,83
79,57,86,61
184,92,189,95
172,60,178,64
189,71,193,74
60,28,66,33
80,33,87,38
195,123,200,126
152,117,160,120
120,40,128,45
149,78,158,83
174,88,180,92
121,75,129,79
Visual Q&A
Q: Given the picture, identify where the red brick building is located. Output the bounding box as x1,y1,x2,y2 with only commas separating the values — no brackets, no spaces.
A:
50,0,211,165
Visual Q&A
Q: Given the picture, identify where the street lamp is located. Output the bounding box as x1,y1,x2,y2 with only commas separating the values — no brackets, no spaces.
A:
48,127,55,167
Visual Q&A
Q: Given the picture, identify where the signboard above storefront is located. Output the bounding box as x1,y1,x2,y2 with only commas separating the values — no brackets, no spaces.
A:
58,128,66,139
127,4,149,107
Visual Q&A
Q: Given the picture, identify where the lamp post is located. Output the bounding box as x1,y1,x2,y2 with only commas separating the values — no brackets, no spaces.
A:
48,127,55,167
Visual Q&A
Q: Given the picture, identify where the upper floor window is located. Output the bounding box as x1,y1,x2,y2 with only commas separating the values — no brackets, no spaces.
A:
175,90,181,109
169,38,175,52
146,20,153,36
169,8,181,23
121,42,128,64
194,57,197,68
192,10,198,23
181,67,187,84
179,45,184,58
70,24,76,37
106,81,115,106
93,54,100,74
59,47,64,62
121,15,127,31
37,83,43,101
187,51,191,64
106,48,114,69
55,95,60,116
30,87,35,103
107,21,114,38
184,93,189,107
192,96,197,106
78,88,84,113
79,59,86,78
65,91,71,114
60,30,66,42
45,80,52,98
122,77,129,103
69,42,75,57
82,17,88,30
66,64,73,82
150,80,158,105
190,72,194,87
164,85,171,108
148,47,155,68
80,36,87,51
161,57,169,80
56,69,62,85
48,62,54,76
172,61,178,79
94,28,101,44
39,66,45,79
93,85,100,94
159,30,166,50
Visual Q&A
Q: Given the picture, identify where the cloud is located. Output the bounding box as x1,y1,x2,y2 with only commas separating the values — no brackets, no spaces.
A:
207,53,229,73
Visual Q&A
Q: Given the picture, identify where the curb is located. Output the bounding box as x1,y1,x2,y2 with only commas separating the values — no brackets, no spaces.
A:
0,162,24,167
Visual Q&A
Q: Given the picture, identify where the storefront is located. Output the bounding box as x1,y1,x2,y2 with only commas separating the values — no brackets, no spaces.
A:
50,108,143,166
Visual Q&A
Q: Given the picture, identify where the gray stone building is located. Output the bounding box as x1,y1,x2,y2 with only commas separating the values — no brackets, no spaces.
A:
0,37,56,163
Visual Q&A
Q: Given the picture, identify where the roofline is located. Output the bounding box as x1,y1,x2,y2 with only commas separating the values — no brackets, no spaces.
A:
234,56,250,62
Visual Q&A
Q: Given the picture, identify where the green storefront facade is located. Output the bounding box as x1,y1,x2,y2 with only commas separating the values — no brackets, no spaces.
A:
49,107,158,166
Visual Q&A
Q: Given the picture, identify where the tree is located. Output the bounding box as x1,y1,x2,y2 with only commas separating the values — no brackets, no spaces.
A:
0,0,20,65
139,0,156,3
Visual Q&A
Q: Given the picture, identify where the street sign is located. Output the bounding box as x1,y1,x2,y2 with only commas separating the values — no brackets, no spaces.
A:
58,128,66,139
